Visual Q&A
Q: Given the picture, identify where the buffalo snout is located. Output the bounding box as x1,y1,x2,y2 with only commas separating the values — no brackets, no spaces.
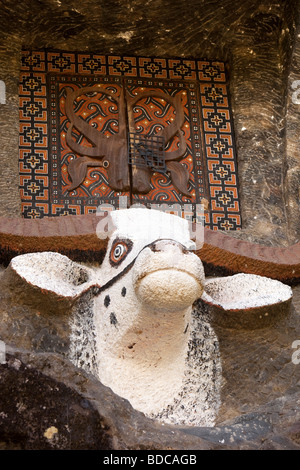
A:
132,239,205,312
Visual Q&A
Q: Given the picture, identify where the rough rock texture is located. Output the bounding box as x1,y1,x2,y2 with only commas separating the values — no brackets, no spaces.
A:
0,36,22,218
0,0,299,245
0,0,300,451
0,298,299,450
285,8,300,243
0,268,299,450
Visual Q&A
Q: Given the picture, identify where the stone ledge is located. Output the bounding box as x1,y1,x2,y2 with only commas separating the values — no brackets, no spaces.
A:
1,215,299,283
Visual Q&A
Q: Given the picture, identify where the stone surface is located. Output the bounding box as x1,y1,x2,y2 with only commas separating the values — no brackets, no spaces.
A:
0,258,299,449
0,0,300,452
0,352,112,450
0,334,299,450
0,37,22,218
0,0,299,245
285,7,300,243
213,286,300,427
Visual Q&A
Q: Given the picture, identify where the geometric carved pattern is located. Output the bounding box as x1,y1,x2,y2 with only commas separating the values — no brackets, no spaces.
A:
128,133,166,172
19,50,241,230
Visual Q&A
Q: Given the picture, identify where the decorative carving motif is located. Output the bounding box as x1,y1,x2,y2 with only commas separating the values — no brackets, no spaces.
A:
19,51,241,230
128,133,166,172
65,84,190,195
65,85,129,192
127,89,189,195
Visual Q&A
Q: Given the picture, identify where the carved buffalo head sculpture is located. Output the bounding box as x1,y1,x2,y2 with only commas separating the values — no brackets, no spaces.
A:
0,208,293,426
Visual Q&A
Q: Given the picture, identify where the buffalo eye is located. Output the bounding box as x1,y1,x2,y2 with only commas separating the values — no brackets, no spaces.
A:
109,238,133,267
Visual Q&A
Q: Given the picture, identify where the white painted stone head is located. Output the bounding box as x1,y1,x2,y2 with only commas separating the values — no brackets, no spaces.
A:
4,207,293,427
88,208,214,426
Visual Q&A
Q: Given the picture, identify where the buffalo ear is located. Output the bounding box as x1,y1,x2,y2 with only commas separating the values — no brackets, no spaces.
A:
201,273,293,329
2,252,96,314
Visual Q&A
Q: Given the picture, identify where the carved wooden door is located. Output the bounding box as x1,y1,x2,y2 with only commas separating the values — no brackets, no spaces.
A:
62,77,204,212
19,51,241,230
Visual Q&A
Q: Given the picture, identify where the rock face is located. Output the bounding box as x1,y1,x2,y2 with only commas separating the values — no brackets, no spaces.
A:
0,0,299,245
0,292,299,450
0,0,299,451
0,333,300,450
0,209,299,450
0,352,113,450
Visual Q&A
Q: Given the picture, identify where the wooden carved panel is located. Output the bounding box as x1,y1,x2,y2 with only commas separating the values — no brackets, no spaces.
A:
19,51,241,230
